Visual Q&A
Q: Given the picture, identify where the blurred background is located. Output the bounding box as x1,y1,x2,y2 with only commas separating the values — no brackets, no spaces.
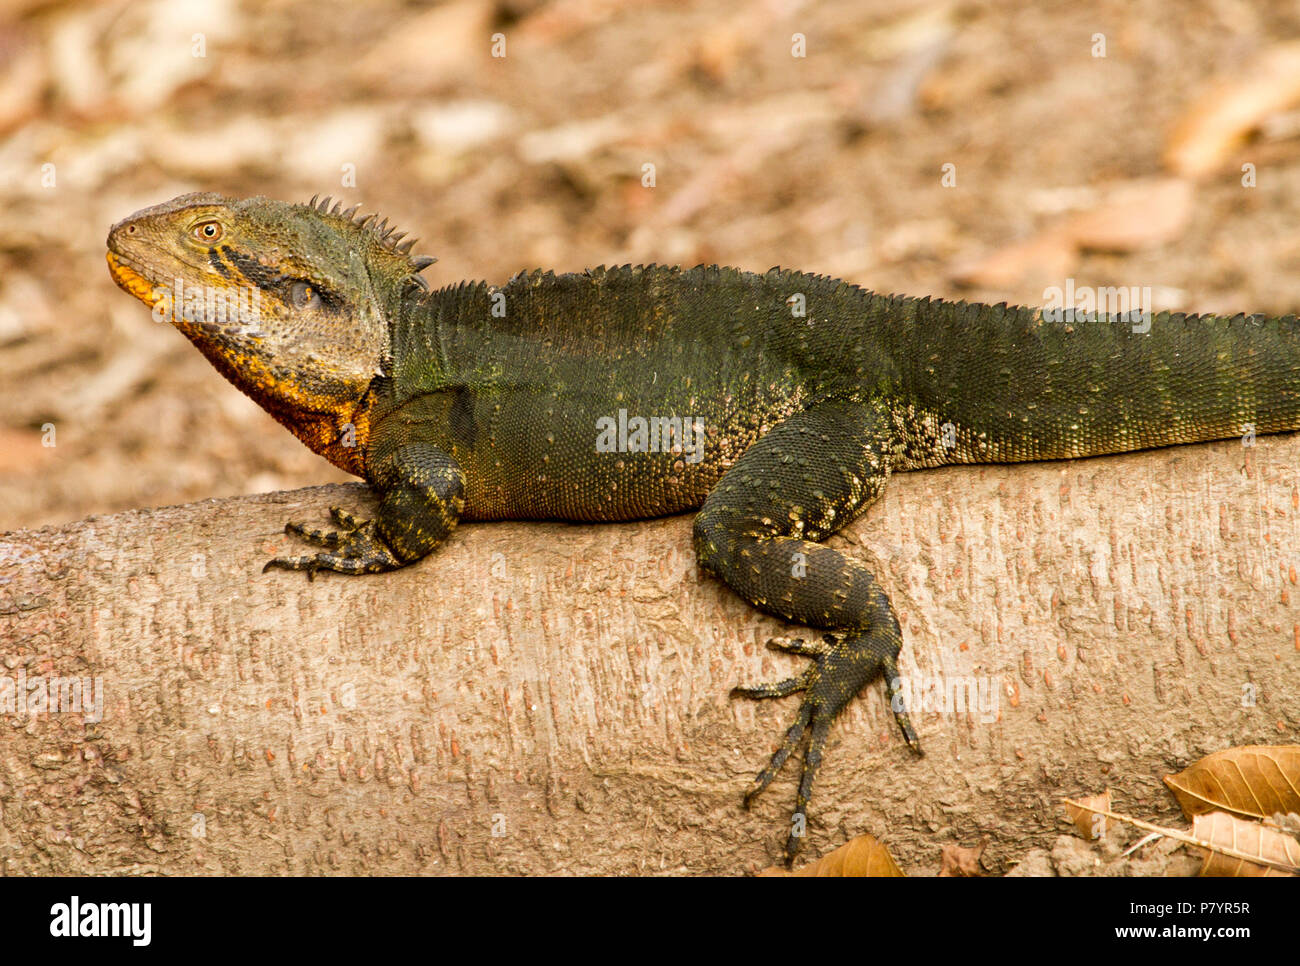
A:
4,0,1300,530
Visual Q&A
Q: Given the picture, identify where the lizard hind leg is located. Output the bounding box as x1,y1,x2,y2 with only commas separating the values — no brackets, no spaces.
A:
692,397,923,863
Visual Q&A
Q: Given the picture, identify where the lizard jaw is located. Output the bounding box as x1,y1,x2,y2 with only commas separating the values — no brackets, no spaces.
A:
105,251,162,310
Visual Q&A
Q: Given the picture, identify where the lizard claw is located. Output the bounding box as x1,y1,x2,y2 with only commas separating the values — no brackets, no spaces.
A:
262,555,322,579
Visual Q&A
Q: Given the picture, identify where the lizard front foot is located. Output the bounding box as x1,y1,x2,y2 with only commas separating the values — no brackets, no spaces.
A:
733,630,923,865
263,506,404,578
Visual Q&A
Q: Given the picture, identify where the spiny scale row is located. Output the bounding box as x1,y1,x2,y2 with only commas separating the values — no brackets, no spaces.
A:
306,194,436,271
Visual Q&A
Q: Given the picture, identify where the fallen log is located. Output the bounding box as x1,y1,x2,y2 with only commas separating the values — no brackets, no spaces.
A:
1,434,1297,875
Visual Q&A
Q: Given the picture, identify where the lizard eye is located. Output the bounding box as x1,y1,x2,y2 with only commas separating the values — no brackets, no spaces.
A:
193,220,223,242
290,281,322,310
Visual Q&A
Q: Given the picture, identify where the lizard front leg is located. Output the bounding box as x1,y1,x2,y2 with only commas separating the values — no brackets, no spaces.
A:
264,441,465,578
692,398,922,863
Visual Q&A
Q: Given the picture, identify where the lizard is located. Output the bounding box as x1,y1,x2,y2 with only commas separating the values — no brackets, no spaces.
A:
105,191,1300,864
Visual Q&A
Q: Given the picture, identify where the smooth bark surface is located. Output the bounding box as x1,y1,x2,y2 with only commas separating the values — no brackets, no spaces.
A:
2,435,1298,875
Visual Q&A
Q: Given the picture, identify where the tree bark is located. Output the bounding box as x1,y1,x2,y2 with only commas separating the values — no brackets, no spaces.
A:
2,435,1298,875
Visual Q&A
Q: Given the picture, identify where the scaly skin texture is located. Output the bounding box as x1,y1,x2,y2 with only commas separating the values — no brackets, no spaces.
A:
106,193,1300,863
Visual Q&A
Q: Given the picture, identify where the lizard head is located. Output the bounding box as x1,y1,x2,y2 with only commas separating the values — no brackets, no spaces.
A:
106,192,436,474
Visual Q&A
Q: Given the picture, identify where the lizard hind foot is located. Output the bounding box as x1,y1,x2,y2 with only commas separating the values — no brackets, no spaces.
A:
732,628,923,864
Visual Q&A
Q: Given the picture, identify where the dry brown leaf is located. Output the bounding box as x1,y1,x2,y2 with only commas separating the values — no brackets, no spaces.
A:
854,5,955,124
0,34,45,136
954,177,1194,293
949,228,1077,291
1063,797,1300,876
0,427,55,474
938,840,986,876
515,0,654,45
758,834,905,877
1164,745,1300,821
1064,788,1113,840
690,17,757,84
351,0,493,92
1165,41,1300,178
1192,811,1300,877
105,0,240,114
1062,178,1194,252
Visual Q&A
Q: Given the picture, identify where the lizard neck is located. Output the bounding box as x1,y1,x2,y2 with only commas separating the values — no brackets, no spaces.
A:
266,387,375,477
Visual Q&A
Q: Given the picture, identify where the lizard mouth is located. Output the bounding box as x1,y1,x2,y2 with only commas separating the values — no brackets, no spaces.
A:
106,251,163,309
107,247,270,339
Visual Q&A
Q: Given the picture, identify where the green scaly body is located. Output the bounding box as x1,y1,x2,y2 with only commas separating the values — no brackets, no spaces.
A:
383,266,1300,515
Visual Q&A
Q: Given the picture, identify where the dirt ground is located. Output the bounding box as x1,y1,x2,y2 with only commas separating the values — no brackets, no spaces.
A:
5,0,1300,530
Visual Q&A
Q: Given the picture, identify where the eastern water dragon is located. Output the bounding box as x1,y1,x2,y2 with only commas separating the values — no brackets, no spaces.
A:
105,192,1300,862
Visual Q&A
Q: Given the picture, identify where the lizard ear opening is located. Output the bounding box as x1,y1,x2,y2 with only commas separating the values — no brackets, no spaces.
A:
290,280,321,310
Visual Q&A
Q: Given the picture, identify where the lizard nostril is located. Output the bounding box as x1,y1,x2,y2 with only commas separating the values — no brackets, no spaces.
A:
126,225,136,233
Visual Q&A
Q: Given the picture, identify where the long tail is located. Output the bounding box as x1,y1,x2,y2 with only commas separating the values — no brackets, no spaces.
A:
879,295,1300,463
